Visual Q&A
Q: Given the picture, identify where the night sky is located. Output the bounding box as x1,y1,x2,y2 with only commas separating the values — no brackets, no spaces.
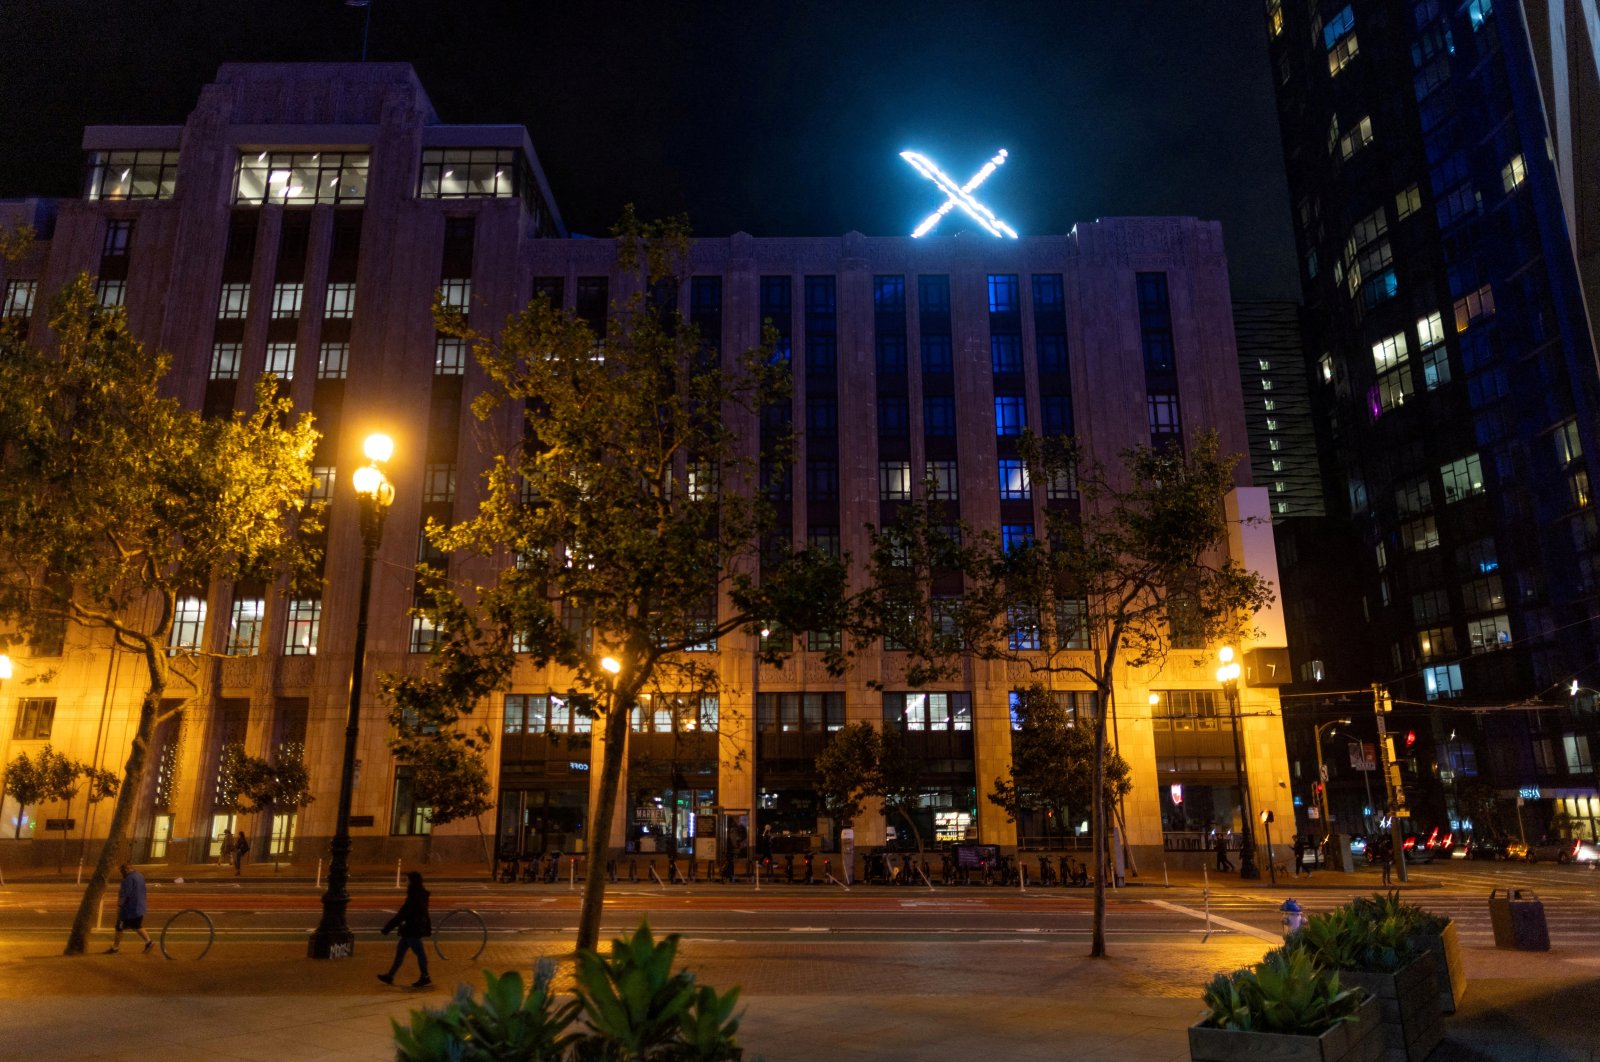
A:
1,0,1300,299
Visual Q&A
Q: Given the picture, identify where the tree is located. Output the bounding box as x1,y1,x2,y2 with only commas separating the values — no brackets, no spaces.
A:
814,722,927,852
402,211,856,952
3,745,77,840
873,431,1273,957
989,685,1131,848
0,276,321,954
217,740,316,856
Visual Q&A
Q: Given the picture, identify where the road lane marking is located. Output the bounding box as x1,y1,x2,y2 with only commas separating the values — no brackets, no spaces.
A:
1144,898,1281,944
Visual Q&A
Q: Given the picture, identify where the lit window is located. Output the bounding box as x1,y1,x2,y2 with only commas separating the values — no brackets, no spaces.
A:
283,598,321,655
324,282,356,318
1466,0,1493,31
1338,116,1374,160
1147,393,1181,435
95,279,126,308
210,342,242,381
264,341,296,379
1265,418,1279,431
1319,353,1334,382
998,459,1031,501
1466,614,1512,653
1271,459,1283,472
1372,331,1409,371
1417,626,1457,661
1045,463,1078,501
2,279,37,318
1423,664,1463,701
439,278,472,313
1401,516,1440,552
227,596,264,656
234,151,368,205
168,595,207,655
1007,606,1041,650
1263,399,1276,411
271,282,303,319
1556,419,1584,465
435,336,466,375
1258,359,1271,371
1327,33,1359,76
1395,184,1422,220
102,219,134,257
1453,284,1495,331
418,148,523,199
85,149,179,201
1500,154,1526,193
423,463,456,504
1321,4,1354,47
926,460,959,501
879,460,912,501
409,614,440,654
1369,369,1414,417
318,341,349,380
1001,524,1034,553
308,466,336,502
1439,454,1485,503
218,282,250,319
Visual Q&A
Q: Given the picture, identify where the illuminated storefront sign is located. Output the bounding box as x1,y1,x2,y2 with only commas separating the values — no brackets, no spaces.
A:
900,149,1019,239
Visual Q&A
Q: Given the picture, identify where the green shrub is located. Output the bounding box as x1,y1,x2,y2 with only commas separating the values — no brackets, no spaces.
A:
1200,947,1366,1035
1284,892,1445,974
394,959,578,1061
393,923,743,1061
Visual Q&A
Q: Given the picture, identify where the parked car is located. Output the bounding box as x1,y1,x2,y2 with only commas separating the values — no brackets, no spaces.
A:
1503,838,1529,861
1527,837,1598,864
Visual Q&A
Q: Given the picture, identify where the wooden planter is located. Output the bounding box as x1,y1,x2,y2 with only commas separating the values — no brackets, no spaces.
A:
1189,994,1382,1062
1340,952,1442,1062
1424,919,1466,1014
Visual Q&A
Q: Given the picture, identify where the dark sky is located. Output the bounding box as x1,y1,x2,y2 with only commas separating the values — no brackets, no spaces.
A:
0,0,1300,300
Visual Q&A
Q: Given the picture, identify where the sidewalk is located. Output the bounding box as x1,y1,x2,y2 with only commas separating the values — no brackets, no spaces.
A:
0,909,1593,1059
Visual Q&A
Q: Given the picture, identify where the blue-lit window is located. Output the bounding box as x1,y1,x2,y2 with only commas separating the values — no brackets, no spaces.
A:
1001,524,1034,553
987,274,1019,314
921,335,953,374
1466,0,1492,30
1031,273,1064,309
918,275,951,314
925,396,956,437
806,397,837,434
991,335,1023,374
999,459,1031,501
1322,5,1354,48
806,335,836,374
1147,393,1181,435
995,395,1027,436
874,275,905,311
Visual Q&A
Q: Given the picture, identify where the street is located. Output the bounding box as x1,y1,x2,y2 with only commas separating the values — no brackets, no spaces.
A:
0,858,1597,1060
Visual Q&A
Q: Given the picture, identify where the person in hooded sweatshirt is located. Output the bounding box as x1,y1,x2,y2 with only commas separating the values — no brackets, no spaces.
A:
378,870,432,988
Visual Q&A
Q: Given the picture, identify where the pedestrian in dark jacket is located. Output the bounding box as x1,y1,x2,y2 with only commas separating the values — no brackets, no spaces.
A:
233,831,250,875
379,870,432,988
1214,833,1234,872
108,863,154,954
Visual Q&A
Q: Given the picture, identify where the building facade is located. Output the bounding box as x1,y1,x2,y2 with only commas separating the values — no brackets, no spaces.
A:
0,62,1292,871
1265,0,1600,843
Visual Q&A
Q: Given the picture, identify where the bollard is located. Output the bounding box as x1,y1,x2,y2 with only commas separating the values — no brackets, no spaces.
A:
395,859,402,888
569,858,576,892
1163,860,1169,888
754,861,760,891
77,857,84,886
1202,865,1212,942
97,894,105,932
316,858,323,889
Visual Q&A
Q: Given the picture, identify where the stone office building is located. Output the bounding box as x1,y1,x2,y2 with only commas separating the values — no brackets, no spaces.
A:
0,62,1292,870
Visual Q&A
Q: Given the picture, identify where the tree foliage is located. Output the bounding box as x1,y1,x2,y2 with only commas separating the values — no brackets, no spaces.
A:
394,210,859,951
988,685,1132,836
0,275,320,953
868,430,1273,956
814,722,926,851
215,740,316,816
3,745,78,838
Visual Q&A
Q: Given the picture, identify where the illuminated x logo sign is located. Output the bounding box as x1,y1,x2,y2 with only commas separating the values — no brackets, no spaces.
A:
900,148,1019,239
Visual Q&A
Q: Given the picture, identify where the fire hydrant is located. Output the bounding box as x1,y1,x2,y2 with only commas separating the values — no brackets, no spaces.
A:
1280,897,1305,936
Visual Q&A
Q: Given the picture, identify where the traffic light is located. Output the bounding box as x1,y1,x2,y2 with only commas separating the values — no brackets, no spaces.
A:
1404,729,1417,750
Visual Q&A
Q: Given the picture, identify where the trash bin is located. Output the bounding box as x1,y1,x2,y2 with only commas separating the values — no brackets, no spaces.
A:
1488,888,1550,950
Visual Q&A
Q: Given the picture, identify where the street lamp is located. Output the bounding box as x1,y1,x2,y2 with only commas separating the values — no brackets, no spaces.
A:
309,433,395,959
1217,648,1259,880
1313,718,1353,831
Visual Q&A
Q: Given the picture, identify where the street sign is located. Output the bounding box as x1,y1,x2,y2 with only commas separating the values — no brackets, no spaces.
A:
1308,806,1321,820
1349,742,1376,771
1319,763,1329,782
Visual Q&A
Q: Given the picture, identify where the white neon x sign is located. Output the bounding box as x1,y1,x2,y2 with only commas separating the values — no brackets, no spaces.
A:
900,148,1019,239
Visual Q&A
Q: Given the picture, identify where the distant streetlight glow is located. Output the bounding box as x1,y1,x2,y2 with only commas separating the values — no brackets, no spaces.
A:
600,656,621,674
362,432,394,463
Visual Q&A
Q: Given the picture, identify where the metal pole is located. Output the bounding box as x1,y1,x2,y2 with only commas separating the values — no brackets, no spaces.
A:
309,484,388,959
1226,679,1260,879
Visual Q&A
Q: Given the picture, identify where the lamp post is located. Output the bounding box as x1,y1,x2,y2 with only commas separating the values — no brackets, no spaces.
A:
1217,648,1258,879
1313,718,1353,831
309,433,395,959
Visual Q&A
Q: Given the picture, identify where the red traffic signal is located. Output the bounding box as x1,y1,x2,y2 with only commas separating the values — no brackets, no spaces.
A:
1404,729,1417,750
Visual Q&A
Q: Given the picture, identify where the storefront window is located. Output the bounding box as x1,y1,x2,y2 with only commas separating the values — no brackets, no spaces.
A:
629,786,715,855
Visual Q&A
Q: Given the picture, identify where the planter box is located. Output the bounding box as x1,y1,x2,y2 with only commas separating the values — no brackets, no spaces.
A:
1424,919,1466,1014
1189,994,1382,1062
1340,952,1442,1062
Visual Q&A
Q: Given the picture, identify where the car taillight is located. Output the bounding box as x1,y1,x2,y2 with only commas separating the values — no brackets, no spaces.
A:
1572,840,1581,857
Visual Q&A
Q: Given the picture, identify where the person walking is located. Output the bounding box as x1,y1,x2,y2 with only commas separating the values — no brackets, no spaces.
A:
1214,832,1234,872
1379,837,1394,885
379,870,432,988
219,828,236,868
107,863,154,954
1293,834,1309,878
233,830,250,875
